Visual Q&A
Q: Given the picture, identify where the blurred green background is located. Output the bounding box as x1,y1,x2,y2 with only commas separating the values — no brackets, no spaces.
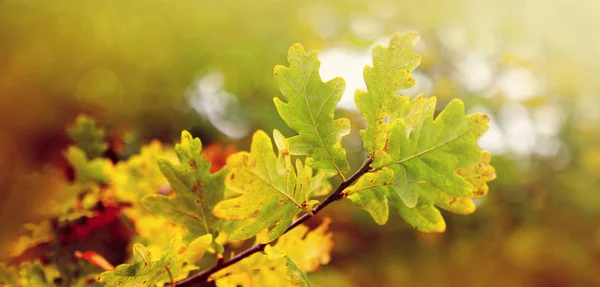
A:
1,0,600,286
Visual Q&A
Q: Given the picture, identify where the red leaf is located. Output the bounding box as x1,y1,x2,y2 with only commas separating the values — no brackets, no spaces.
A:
201,143,237,173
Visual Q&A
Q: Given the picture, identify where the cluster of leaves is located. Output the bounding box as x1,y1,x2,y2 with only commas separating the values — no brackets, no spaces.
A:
1,115,115,286
0,117,334,286
273,31,495,232
1,31,495,287
98,125,336,286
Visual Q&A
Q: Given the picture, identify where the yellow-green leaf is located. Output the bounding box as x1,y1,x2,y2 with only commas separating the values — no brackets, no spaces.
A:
0,261,60,287
99,234,211,287
113,141,175,203
66,114,108,159
65,146,112,185
352,151,496,232
142,131,227,240
345,169,394,225
274,43,350,178
351,95,495,232
456,151,497,199
264,246,310,287
381,98,490,206
213,220,332,287
212,130,317,243
270,218,333,272
355,31,421,162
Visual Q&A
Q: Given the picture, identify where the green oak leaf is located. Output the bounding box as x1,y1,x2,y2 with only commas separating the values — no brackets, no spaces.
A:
66,114,108,159
274,43,350,178
355,31,421,162
0,261,60,287
393,151,496,232
381,98,490,207
455,151,497,200
99,234,211,287
65,146,112,185
345,168,394,225
264,246,310,287
307,165,333,198
114,141,175,203
142,131,227,241
212,130,316,243
388,93,435,131
350,96,495,232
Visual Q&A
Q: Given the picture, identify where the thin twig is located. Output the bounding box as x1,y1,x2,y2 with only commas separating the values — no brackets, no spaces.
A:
171,156,374,287
165,266,175,287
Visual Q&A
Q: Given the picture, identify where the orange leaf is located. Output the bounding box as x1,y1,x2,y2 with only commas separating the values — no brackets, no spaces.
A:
75,250,115,271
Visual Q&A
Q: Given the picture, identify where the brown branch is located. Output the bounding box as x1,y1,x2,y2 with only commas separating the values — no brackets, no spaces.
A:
171,156,374,287
165,266,175,287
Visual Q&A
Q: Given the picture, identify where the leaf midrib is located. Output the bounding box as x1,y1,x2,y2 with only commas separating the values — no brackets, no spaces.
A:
384,125,474,168
170,167,211,234
368,48,417,159
283,70,346,180
245,168,304,210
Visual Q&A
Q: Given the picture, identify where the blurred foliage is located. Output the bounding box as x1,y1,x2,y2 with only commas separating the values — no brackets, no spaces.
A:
1,0,600,286
67,115,109,159
98,234,212,286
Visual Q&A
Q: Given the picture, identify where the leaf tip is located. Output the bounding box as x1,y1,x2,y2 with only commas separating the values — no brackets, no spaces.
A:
326,76,346,90
288,43,309,60
274,64,286,76
390,30,421,46
181,130,193,141
273,129,290,155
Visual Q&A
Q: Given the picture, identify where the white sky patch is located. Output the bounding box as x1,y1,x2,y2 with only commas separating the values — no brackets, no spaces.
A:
535,135,562,157
472,101,564,158
495,67,542,101
532,103,564,136
454,52,494,92
499,101,537,156
187,72,251,139
402,71,433,97
319,36,424,110
318,46,371,110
